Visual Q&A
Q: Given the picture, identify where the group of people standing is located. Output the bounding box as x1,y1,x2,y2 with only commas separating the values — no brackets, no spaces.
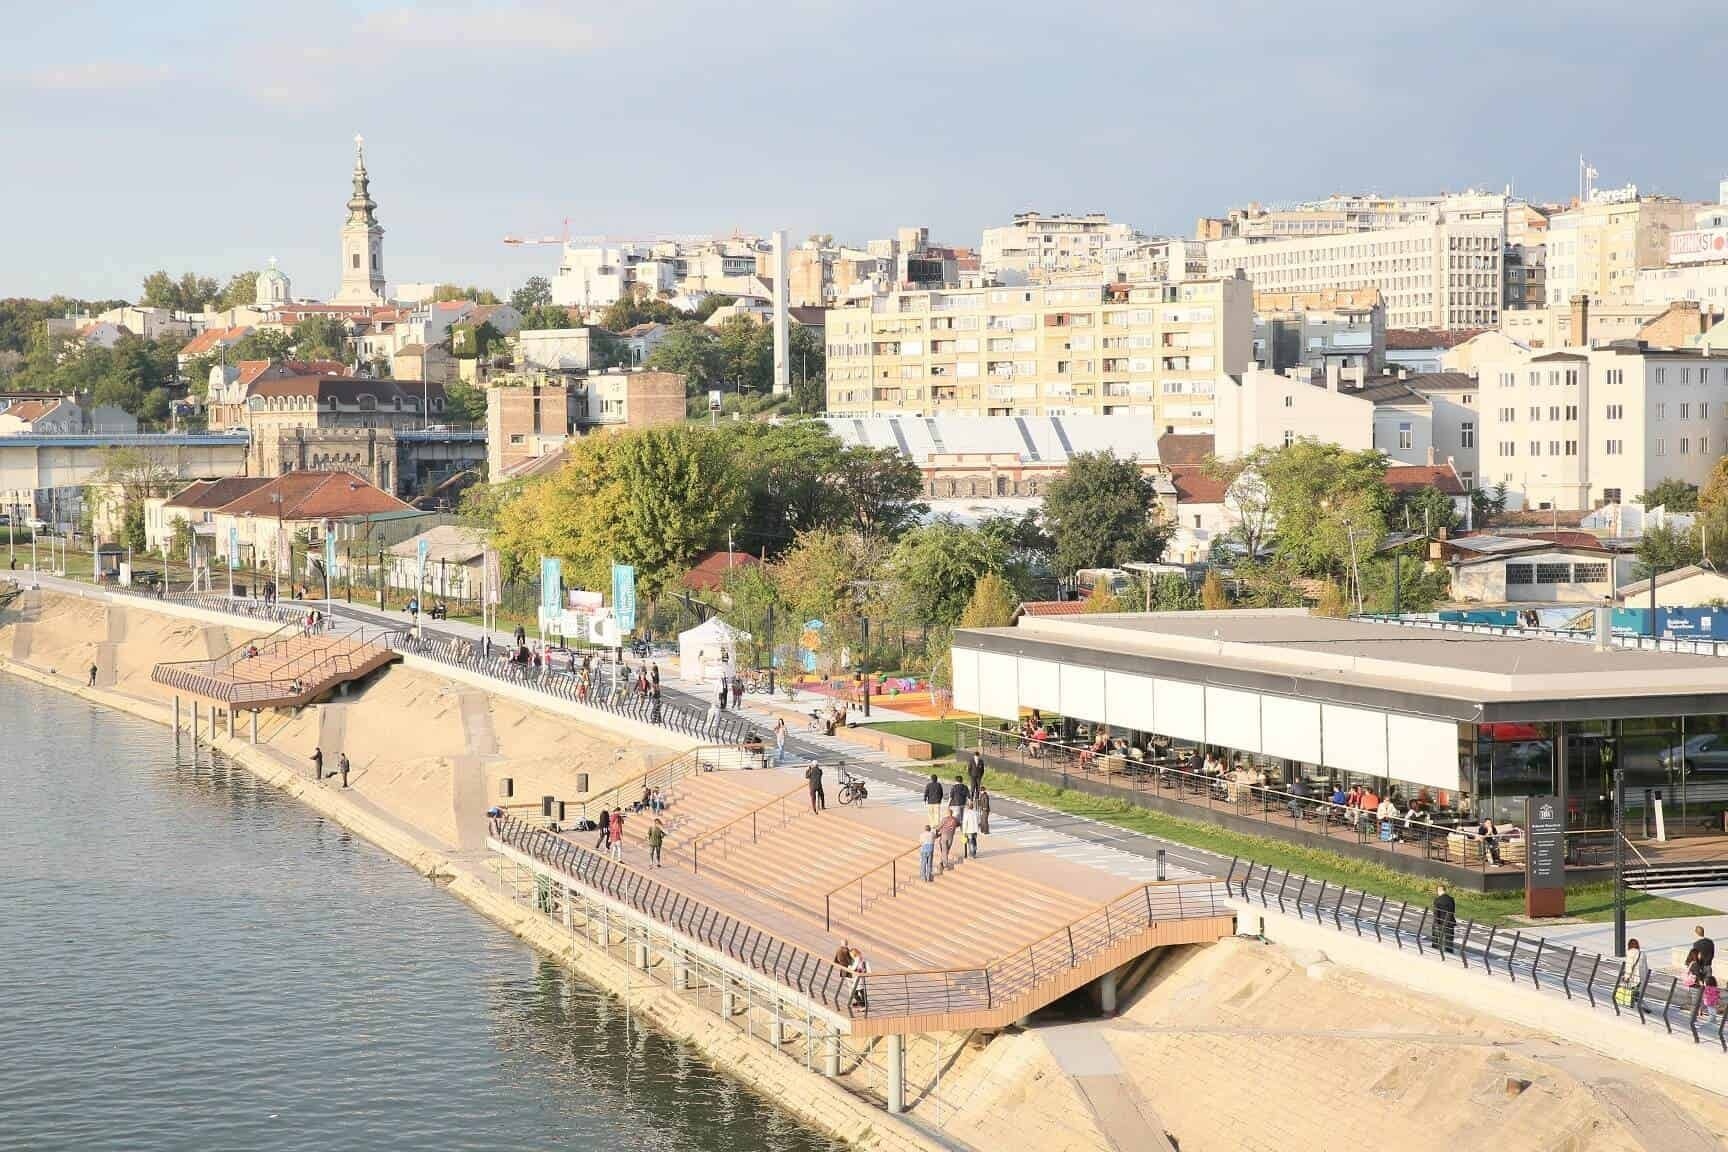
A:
918,753,991,881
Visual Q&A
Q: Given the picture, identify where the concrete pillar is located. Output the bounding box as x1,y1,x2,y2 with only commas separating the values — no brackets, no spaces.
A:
1099,969,1119,1016
596,910,610,949
674,957,692,989
173,695,181,739
772,230,789,396
561,885,573,929
769,1007,784,1047
251,711,258,743
721,986,736,1018
886,1034,905,1114
823,1032,841,1077
634,941,649,970
192,701,200,745
228,707,236,739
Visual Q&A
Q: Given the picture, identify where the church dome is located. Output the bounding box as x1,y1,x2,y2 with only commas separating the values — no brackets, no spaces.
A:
256,258,291,306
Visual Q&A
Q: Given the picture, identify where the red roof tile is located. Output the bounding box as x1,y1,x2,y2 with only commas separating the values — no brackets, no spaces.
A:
213,471,412,521
1384,464,1465,496
1385,327,1486,350
682,550,763,593
1157,433,1215,467
1014,600,1086,617
1167,465,1230,504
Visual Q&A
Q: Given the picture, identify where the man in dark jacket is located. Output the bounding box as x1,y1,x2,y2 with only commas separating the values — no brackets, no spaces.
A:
948,776,970,819
967,750,985,796
805,762,826,814
923,774,945,828
1431,885,1457,955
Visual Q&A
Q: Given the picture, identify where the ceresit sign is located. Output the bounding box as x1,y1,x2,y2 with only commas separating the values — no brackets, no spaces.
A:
1668,228,1728,265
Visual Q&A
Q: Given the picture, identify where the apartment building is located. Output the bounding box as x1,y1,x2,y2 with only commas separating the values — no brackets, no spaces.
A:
979,212,1143,278
1198,192,1507,242
824,275,1252,428
1206,212,1505,330
1251,289,1385,375
486,370,686,479
1474,341,1728,509
1543,188,1692,307
1634,181,1728,307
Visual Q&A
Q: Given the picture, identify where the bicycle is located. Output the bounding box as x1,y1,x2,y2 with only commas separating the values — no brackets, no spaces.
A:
838,769,868,807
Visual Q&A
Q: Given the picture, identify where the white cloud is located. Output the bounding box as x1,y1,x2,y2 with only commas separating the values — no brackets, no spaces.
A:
356,4,597,53
20,61,172,92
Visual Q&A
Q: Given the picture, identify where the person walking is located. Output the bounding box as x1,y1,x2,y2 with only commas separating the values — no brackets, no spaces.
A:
730,674,743,710
1618,938,1648,1008
848,947,869,1010
975,784,991,836
948,775,970,820
773,717,788,765
311,747,324,781
918,826,936,882
923,774,945,828
646,818,665,868
1687,924,1716,984
338,753,351,788
1430,884,1456,955
87,662,98,688
514,623,526,650
967,749,985,797
607,808,625,862
805,761,826,814
937,811,959,873
716,679,728,713
594,809,612,851
962,800,981,859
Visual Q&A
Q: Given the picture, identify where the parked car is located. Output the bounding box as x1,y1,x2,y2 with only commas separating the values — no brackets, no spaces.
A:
1657,734,1728,774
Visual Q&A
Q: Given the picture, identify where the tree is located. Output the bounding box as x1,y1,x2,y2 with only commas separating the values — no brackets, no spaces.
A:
714,314,773,395
722,421,848,554
214,272,259,311
431,284,501,305
1200,569,1228,610
1041,451,1167,575
450,321,503,360
590,327,630,368
693,294,737,321
510,276,553,313
520,303,573,331
229,328,295,363
600,294,684,332
1635,521,1703,580
977,510,1054,599
292,315,347,362
1360,549,1451,614
646,321,722,393
1262,442,1391,578
1145,573,1200,611
1081,587,1124,614
140,270,219,311
885,519,1009,630
1389,484,1460,535
1471,482,1509,526
770,528,881,656
1314,579,1350,618
444,379,487,425
715,564,786,666
958,572,1019,629
1206,452,1273,559
834,446,927,539
788,324,826,414
1637,478,1700,512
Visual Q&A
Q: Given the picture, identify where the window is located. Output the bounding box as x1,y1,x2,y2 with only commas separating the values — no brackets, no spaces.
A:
1604,488,1622,503
1565,369,1579,386
1529,441,1542,456
1284,395,1294,408
1656,403,1667,419
1499,407,1515,422
1565,405,1577,420
1549,440,1560,456
1573,562,1609,583
1606,404,1623,420
1536,562,1574,584
1656,438,1667,456
1704,436,1712,454
351,253,360,269
1498,372,1514,388
1507,563,1534,586
1283,430,1294,447
1565,440,1577,456
1682,438,1691,455
1548,406,1560,421
1605,440,1623,455
1656,368,1667,384
1460,422,1474,448
1398,422,1413,450
1704,402,1712,419
1499,441,1516,457
1529,406,1542,421
1606,369,1624,386
1682,403,1691,419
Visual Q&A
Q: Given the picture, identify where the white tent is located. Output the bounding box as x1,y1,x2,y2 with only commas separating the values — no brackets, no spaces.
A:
677,617,752,683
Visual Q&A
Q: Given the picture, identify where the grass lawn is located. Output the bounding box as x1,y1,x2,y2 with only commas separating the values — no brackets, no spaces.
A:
870,718,965,760
980,769,1715,929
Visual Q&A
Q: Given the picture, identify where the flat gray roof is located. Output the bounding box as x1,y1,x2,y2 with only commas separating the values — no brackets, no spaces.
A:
956,610,1728,721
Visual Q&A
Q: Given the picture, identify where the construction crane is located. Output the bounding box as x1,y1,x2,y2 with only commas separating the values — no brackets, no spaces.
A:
502,219,572,247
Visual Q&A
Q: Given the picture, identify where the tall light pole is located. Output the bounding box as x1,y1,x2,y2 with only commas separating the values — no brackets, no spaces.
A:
1613,767,1627,956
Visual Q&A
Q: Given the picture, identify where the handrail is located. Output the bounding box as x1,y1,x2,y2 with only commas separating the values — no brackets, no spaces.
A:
153,624,405,706
823,840,930,931
491,814,855,1014
580,743,756,822
689,783,812,872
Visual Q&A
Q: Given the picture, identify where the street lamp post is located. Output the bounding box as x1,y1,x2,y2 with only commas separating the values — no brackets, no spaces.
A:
1612,767,1627,956
860,615,871,719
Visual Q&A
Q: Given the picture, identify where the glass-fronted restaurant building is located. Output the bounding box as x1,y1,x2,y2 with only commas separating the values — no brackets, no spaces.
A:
952,611,1728,836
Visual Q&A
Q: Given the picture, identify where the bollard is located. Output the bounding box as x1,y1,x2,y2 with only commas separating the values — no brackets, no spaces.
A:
1156,848,1166,881
501,777,514,799
823,1032,841,1077
1099,969,1119,1015
886,1034,906,1113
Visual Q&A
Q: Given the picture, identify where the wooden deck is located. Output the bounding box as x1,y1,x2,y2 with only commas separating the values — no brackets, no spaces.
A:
152,627,401,709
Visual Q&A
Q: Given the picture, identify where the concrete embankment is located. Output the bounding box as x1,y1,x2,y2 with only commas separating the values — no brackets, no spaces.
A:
0,588,938,1152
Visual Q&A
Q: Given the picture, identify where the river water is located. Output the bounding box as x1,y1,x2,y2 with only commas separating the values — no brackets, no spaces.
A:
0,674,841,1152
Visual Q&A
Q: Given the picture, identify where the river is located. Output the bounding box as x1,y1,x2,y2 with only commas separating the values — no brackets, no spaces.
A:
0,673,842,1152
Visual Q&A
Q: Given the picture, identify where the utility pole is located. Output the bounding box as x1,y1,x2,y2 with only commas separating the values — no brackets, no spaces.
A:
860,615,871,718
1613,767,1627,956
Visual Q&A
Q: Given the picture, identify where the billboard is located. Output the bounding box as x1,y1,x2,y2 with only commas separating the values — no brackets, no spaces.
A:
1668,228,1728,265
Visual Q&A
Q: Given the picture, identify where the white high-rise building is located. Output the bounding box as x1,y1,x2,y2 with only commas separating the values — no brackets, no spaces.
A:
333,135,386,305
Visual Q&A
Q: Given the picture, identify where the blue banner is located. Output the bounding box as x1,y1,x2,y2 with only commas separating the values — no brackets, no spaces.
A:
324,532,337,581
540,557,563,614
417,537,431,595
611,563,637,634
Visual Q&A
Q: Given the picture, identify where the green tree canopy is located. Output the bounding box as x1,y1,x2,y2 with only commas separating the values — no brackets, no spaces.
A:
520,303,573,331
1041,451,1167,575
444,379,487,425
214,272,258,311
884,519,1010,630
1263,442,1391,577
600,294,685,331
431,284,501,305
646,321,721,393
292,315,347,362
693,294,737,321
1635,521,1703,580
510,276,553,313
834,445,927,539
1389,484,1460,535
958,572,1019,629
1637,478,1700,512
140,270,219,311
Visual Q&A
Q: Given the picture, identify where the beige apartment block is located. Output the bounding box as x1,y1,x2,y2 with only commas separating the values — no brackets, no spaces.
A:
1544,192,1693,307
824,275,1252,429
979,211,1142,278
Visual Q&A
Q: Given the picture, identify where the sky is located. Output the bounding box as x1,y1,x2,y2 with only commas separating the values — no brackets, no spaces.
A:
4,0,1728,303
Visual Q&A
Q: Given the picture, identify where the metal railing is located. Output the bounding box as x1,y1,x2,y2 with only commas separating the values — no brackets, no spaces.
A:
823,841,941,932
689,784,812,874
491,814,855,1014
958,722,1623,874
407,630,758,746
153,624,404,706
108,584,330,627
1359,612,1728,660
857,877,1233,1021
1226,859,1728,1052
578,743,760,823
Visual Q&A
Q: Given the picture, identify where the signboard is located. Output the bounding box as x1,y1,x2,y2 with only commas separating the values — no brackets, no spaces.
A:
611,563,637,634
540,557,563,614
227,525,240,569
568,589,603,611
708,390,723,413
417,536,431,594
482,548,501,607
1524,794,1566,918
1668,227,1728,266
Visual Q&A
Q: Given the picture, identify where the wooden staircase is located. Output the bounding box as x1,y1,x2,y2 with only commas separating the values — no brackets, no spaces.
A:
152,624,403,709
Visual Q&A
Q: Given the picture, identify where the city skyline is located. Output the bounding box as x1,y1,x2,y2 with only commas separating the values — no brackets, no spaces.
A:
5,0,1728,300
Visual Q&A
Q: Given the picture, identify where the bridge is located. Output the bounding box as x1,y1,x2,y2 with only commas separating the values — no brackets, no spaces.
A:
0,432,251,516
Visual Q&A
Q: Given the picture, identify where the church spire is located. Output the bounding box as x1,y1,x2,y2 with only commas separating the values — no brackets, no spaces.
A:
346,133,377,227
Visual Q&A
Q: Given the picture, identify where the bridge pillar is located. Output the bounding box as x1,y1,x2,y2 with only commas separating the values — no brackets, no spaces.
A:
769,1006,784,1048
886,1034,905,1113
823,1032,841,1077
596,910,611,948
674,956,692,989
192,701,200,746
1099,968,1119,1016
634,941,650,970
561,885,573,930
721,985,737,1018
173,695,180,740
251,711,259,743
227,707,235,740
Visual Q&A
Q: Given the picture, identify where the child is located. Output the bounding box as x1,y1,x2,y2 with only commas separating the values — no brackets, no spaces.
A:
1705,975,1722,1022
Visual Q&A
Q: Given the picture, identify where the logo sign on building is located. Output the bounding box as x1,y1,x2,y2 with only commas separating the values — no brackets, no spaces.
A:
611,563,637,634
539,557,563,614
1668,228,1728,265
227,525,239,569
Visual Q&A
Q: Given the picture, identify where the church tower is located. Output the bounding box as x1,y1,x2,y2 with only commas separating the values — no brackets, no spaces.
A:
334,134,386,304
